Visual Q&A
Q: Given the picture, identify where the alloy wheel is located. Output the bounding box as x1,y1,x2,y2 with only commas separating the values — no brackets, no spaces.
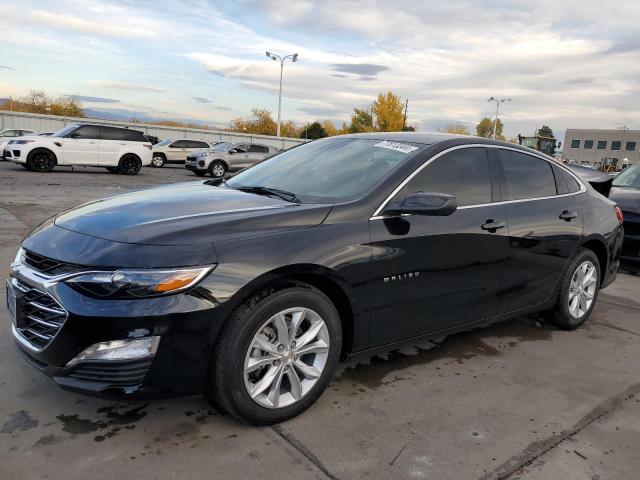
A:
211,162,225,178
152,155,164,167
243,307,330,409
31,151,55,171
568,260,597,319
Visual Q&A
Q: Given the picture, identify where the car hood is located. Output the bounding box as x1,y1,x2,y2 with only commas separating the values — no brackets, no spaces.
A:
51,181,332,246
609,187,640,213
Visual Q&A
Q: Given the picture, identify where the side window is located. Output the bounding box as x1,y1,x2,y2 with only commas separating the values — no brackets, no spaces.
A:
391,147,492,207
1,130,18,137
72,125,101,139
100,126,124,141
124,130,147,142
499,150,556,200
553,165,581,194
188,141,209,149
249,144,269,153
172,140,187,148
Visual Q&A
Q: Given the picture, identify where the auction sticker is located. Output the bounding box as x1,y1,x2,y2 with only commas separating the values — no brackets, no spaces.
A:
373,140,418,154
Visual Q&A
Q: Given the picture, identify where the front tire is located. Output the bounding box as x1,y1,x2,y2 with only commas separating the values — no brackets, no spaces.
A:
118,154,142,175
151,154,165,167
26,149,56,172
209,160,226,178
544,248,601,330
209,284,342,425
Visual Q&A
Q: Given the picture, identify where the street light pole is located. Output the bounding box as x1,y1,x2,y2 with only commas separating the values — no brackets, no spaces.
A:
487,97,511,139
266,51,299,137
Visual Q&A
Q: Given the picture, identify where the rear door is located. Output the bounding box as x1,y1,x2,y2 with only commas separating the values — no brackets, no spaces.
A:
493,148,584,313
167,140,188,161
98,126,125,166
62,125,100,165
369,146,508,346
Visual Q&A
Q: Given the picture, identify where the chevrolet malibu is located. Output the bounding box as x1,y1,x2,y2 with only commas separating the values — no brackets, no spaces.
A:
6,133,624,424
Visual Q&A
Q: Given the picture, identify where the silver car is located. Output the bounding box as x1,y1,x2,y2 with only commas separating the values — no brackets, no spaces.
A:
185,142,279,178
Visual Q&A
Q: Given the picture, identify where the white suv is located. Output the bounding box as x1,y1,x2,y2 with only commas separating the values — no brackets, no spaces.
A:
1,129,37,160
4,123,152,175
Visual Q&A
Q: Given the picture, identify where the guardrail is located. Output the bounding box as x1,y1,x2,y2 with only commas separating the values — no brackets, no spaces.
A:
0,111,308,149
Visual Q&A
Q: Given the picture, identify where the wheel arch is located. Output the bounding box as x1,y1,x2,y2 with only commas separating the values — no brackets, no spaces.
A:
580,235,608,284
120,152,141,163
211,263,355,358
27,147,58,164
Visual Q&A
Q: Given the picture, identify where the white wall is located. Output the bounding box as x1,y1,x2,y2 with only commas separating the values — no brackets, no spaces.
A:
0,111,308,150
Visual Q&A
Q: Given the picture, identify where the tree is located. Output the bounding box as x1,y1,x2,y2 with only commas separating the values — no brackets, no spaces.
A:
348,108,375,133
320,120,338,137
300,122,328,139
537,125,554,138
230,108,276,136
0,90,85,117
440,123,470,135
476,116,504,140
279,120,300,138
371,91,405,131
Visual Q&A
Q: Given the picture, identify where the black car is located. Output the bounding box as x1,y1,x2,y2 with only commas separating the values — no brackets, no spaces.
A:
6,133,624,424
608,164,640,273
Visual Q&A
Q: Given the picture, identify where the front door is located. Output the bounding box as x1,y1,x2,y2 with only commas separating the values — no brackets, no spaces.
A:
369,147,508,347
63,125,100,165
492,148,584,313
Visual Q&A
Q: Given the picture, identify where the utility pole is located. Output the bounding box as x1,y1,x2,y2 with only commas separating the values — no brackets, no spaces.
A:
402,99,408,131
266,51,299,137
487,97,511,139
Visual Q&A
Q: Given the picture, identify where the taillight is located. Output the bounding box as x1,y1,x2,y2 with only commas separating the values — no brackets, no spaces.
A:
615,206,624,223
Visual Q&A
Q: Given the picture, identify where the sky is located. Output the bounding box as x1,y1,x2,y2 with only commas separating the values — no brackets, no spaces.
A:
0,0,639,140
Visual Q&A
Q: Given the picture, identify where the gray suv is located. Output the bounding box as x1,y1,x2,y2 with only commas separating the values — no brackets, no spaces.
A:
185,142,279,177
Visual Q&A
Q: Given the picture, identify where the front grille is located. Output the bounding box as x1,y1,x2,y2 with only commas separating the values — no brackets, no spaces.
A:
23,249,83,276
67,358,154,386
14,279,67,350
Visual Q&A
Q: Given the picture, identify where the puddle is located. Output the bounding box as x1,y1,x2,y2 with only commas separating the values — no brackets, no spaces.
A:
56,404,148,441
337,317,553,388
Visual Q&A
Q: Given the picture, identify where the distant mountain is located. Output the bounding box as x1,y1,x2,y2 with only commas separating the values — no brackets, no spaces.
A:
83,108,217,128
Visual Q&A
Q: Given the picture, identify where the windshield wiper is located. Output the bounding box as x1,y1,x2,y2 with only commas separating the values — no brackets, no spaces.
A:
236,185,300,203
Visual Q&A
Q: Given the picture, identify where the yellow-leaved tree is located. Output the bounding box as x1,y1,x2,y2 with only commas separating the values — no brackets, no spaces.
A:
371,91,405,131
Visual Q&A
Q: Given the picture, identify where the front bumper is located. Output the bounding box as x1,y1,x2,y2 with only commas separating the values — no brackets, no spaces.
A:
185,157,207,171
8,261,223,401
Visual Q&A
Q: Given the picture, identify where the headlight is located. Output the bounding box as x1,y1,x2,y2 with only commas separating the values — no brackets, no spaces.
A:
65,266,214,298
10,247,25,270
196,151,211,157
13,140,34,145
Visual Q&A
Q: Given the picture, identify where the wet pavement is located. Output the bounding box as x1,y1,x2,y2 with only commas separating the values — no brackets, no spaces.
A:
1,161,639,479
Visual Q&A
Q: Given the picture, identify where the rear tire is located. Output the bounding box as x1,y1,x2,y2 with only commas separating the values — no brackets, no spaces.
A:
543,248,601,330
118,154,142,175
26,149,56,172
209,160,226,178
208,284,341,425
151,154,165,168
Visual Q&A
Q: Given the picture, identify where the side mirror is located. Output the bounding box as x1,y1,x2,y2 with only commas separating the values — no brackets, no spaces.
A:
386,192,457,216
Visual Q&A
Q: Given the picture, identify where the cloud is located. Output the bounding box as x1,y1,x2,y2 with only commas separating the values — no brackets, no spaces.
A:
68,95,120,103
192,97,212,103
565,77,595,85
298,106,343,116
331,63,389,76
88,80,167,93
0,65,13,71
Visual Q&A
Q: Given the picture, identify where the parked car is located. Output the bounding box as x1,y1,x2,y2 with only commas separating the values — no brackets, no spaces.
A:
151,139,213,167
7,133,623,424
185,141,280,177
3,123,152,175
608,164,640,273
1,129,37,160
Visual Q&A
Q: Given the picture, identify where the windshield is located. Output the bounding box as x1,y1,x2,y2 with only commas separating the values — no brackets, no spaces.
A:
155,139,174,146
53,125,79,137
227,137,427,202
613,164,640,189
212,142,235,152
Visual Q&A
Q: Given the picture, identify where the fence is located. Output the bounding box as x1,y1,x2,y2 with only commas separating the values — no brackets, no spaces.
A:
0,111,308,150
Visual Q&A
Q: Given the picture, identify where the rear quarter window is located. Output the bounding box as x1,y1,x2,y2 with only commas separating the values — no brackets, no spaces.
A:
124,130,148,142
499,150,557,200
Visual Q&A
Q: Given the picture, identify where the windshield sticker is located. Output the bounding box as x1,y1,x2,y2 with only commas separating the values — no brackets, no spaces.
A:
373,140,419,154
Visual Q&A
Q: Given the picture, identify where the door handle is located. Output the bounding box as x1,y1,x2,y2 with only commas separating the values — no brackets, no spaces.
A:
88,141,97,144
481,220,506,232
559,210,578,221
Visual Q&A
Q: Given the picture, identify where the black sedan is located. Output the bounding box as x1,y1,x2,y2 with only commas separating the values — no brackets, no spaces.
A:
609,164,640,273
6,133,624,424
